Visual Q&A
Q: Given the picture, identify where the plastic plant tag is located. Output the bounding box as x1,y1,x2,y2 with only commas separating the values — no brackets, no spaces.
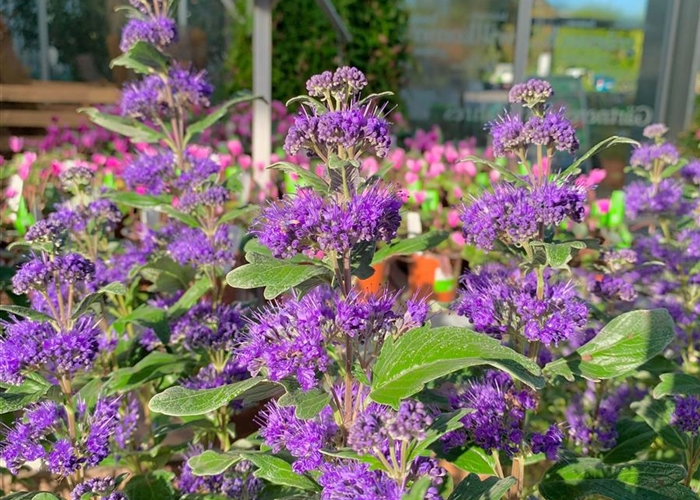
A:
103,172,116,189
406,211,423,237
607,190,625,227
14,197,35,236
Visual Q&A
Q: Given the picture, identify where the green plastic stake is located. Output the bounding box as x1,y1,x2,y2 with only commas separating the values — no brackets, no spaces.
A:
434,278,456,293
14,197,35,236
607,190,625,227
103,172,115,189
421,189,440,214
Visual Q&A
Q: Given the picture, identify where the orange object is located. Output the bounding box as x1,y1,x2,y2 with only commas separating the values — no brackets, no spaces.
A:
356,262,386,295
408,254,440,300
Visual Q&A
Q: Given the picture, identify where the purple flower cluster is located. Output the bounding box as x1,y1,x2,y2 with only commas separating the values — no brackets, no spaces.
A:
167,224,236,267
115,394,140,449
630,143,680,169
625,179,695,219
183,359,249,390
121,67,212,119
60,166,95,189
284,107,391,158
566,383,645,453
179,445,262,499
13,253,96,295
25,218,67,245
454,265,588,345
120,16,178,52
0,397,119,475
259,402,338,473
171,302,246,352
348,400,433,455
0,317,101,384
509,78,553,107
530,425,565,460
71,477,126,500
239,288,333,389
306,66,368,101
253,184,402,259
642,123,669,140
123,151,174,194
487,109,578,157
681,159,700,185
177,185,229,213
459,182,585,250
589,274,637,303
671,396,700,434
443,371,542,457
319,461,401,500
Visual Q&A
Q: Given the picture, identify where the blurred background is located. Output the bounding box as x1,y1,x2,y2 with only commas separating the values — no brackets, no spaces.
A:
1,0,700,188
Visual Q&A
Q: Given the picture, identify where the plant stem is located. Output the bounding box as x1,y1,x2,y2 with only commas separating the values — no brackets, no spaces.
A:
509,455,525,500
493,450,505,478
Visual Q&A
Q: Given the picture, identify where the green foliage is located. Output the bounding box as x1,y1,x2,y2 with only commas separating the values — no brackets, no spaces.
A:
370,325,545,408
226,0,411,105
123,471,178,500
544,309,675,381
539,459,697,500
448,474,516,500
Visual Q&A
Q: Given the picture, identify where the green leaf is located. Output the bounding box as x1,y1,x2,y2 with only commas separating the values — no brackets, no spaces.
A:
239,452,320,491
110,41,168,74
402,477,433,500
372,230,450,265
149,377,264,416
269,162,329,193
559,136,639,179
184,93,259,143
448,474,516,500
653,373,700,399
108,352,192,393
285,95,327,113
435,446,497,475
78,107,161,143
531,241,586,270
157,205,200,227
543,309,675,381
218,205,260,225
0,375,52,414
409,410,467,462
458,155,525,185
603,419,656,464
357,90,394,106
123,471,177,500
539,458,696,500
370,326,544,408
167,276,212,319
278,380,331,420
113,305,170,343
106,191,170,209
226,254,332,300
318,448,385,471
72,281,127,318
2,493,62,500
0,305,54,323
633,397,688,449
187,450,242,476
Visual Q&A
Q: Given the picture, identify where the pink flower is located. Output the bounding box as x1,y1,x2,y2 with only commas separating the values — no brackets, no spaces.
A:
588,168,607,185
227,140,243,156
239,154,252,170
453,186,463,198
413,190,426,205
187,145,211,159
444,144,459,163
51,160,63,176
428,162,445,178
406,158,423,173
9,136,23,153
447,209,460,228
136,186,147,195
489,169,501,182
92,153,107,165
114,137,129,153
457,160,476,177
5,188,17,198
18,152,37,180
405,171,419,184
218,154,233,169
451,232,466,245
362,157,379,176
596,199,610,214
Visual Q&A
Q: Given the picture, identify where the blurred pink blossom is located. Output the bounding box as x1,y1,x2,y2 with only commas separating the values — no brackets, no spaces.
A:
596,199,610,214
18,152,37,180
451,232,465,245
9,136,23,153
414,190,426,204
227,140,243,156
447,209,460,228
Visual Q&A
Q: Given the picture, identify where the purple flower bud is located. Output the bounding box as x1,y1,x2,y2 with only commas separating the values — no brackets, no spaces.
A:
642,123,668,140
119,16,178,53
671,395,700,435
487,113,527,157
530,425,564,460
509,79,553,106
